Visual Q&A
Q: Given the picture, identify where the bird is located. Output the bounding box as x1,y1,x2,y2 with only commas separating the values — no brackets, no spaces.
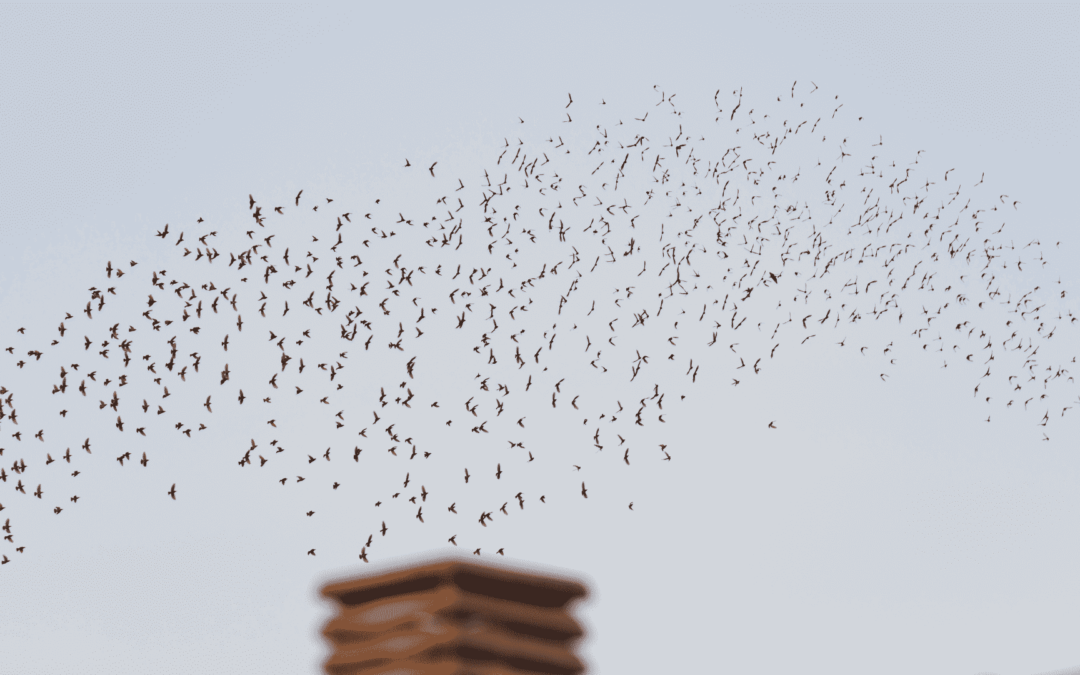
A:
168,484,176,500
581,482,588,498
448,535,457,546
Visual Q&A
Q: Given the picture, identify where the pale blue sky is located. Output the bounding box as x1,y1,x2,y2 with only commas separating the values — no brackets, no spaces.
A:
1,3,1079,675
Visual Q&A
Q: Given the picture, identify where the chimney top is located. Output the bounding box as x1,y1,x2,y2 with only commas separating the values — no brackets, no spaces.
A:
320,554,589,610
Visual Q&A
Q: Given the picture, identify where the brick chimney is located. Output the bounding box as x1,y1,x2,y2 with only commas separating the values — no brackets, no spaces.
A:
319,554,590,675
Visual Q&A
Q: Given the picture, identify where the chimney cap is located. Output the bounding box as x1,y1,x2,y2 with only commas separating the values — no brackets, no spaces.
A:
320,554,588,610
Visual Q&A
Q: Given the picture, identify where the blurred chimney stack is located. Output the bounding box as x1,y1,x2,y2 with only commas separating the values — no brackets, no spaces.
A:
319,555,590,675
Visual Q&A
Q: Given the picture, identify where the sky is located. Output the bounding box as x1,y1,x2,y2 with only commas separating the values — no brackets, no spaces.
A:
1,3,1079,675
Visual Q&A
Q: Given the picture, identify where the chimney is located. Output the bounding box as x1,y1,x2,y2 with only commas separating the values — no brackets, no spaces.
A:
319,554,590,675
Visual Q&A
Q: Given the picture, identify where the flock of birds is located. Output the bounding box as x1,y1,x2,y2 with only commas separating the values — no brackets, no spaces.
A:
1,82,1076,567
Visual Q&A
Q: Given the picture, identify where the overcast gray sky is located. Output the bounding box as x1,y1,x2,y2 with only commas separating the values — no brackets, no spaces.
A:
1,3,1078,675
